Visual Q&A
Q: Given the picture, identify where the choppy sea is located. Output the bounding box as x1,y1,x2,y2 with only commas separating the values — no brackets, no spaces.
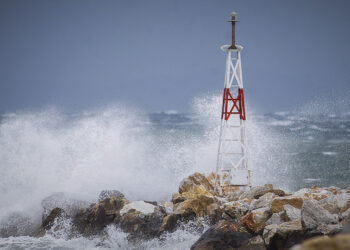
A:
0,94,349,249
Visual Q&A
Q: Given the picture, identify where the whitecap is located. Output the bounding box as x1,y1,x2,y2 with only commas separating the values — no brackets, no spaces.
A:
322,152,337,156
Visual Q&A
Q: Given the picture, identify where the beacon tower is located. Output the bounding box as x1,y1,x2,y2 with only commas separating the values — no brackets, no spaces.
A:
215,12,251,192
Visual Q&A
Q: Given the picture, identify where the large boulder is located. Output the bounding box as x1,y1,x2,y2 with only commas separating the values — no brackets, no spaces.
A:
179,172,216,195
239,235,266,250
190,221,251,250
282,204,301,221
290,233,350,250
301,200,338,231
263,220,305,249
73,194,129,236
116,201,166,239
160,194,218,233
249,192,276,211
37,207,68,237
240,207,271,233
270,197,304,213
239,186,270,200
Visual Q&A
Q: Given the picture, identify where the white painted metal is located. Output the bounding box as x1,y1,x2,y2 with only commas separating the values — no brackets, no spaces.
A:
215,45,251,193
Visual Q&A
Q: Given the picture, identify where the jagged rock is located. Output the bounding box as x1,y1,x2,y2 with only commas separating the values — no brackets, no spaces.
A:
159,209,196,233
270,197,304,213
283,204,301,221
250,192,276,211
179,172,215,195
190,221,251,250
312,223,343,236
254,189,285,199
161,194,218,233
116,201,166,239
266,213,284,225
301,200,338,230
41,207,67,231
159,201,173,214
37,207,69,237
263,220,304,249
289,233,350,250
318,192,350,211
206,203,224,225
98,190,124,202
240,207,271,233
239,186,270,200
173,195,216,216
223,200,250,222
73,195,129,236
239,235,266,250
340,208,350,226
320,201,340,215
341,200,350,214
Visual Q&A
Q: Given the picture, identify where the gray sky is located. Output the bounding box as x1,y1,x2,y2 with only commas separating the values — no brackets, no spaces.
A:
0,0,349,113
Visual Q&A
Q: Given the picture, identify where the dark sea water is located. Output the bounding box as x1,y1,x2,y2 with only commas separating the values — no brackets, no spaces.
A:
0,96,349,249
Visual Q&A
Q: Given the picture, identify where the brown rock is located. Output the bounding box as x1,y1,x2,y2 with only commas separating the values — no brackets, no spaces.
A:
117,206,166,239
73,195,129,236
254,189,286,199
190,221,251,250
240,207,271,233
179,172,215,195
292,233,350,250
340,200,350,214
271,197,303,213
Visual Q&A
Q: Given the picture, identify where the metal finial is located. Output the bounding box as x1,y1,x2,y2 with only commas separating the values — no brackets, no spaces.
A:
228,12,238,50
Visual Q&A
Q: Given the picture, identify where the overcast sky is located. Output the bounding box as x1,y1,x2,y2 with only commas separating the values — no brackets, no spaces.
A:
0,0,349,113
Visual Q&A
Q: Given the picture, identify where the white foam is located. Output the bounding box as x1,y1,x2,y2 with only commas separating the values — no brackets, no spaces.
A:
322,152,337,156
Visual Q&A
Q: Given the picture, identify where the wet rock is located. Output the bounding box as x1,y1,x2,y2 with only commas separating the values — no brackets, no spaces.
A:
239,235,266,250
158,201,173,214
301,200,338,230
240,207,271,233
283,204,301,221
250,192,276,211
290,233,350,250
41,207,67,231
98,190,124,202
73,195,128,236
263,220,304,249
190,221,251,250
239,186,270,200
37,207,69,237
266,213,284,226
116,202,166,239
270,197,304,213
312,223,343,236
179,172,215,195
159,210,196,234
206,203,224,225
161,194,217,233
254,189,285,199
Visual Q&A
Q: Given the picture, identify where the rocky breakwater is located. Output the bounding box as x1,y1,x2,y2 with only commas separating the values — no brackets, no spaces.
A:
38,173,350,249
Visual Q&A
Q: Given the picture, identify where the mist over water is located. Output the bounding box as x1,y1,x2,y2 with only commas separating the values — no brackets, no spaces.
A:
0,93,349,248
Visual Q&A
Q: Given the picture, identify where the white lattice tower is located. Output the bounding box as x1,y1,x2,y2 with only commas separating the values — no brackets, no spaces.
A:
215,12,251,193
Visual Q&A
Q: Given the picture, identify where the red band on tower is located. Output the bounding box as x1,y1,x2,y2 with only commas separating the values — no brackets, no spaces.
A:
221,88,246,121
